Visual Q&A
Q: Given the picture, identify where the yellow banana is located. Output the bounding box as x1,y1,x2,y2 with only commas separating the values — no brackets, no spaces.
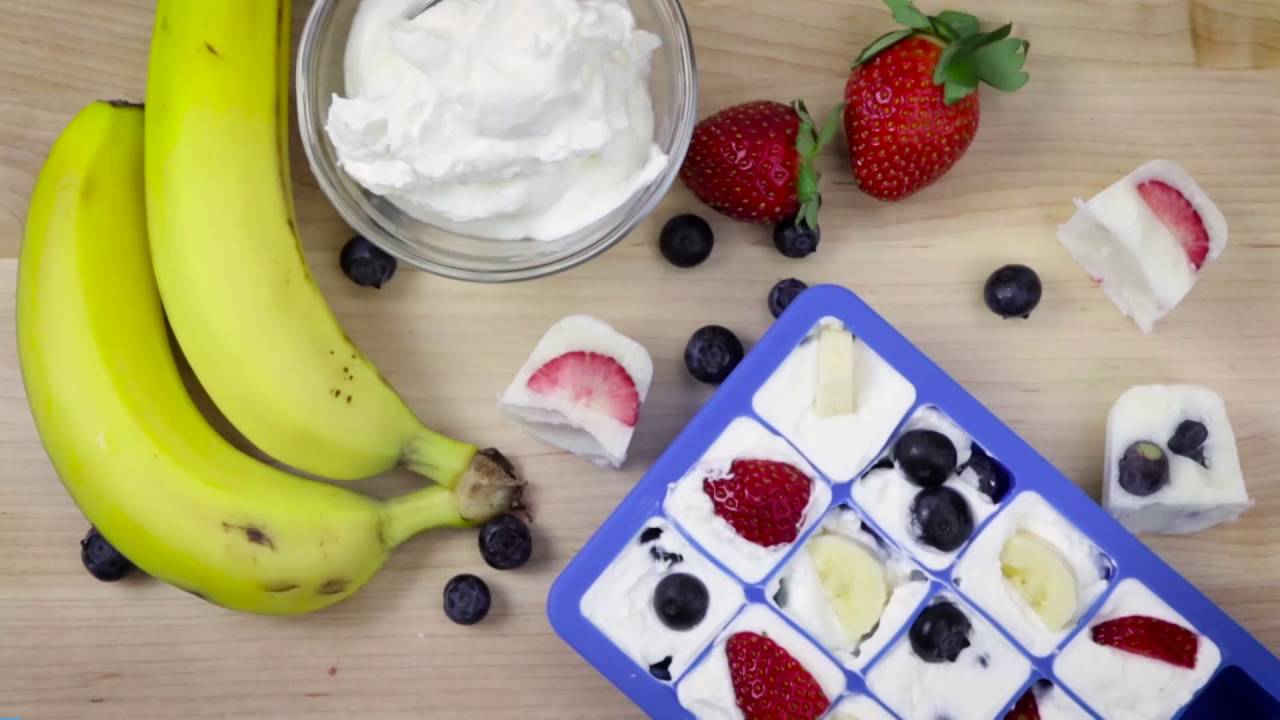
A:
17,102,519,615
145,0,478,483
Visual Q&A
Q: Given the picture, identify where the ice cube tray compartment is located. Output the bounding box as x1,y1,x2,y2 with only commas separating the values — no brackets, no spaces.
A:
548,285,1280,719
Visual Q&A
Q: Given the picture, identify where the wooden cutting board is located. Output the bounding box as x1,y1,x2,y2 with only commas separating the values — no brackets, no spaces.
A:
2,1,1278,717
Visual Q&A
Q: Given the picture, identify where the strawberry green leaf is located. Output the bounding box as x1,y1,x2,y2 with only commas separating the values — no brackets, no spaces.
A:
970,22,1013,50
929,15,958,42
933,44,978,88
935,10,979,37
944,81,973,105
816,104,844,149
854,29,914,67
976,37,1030,92
884,0,932,31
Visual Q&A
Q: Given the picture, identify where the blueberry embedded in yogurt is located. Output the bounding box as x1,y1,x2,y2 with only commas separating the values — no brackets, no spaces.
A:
868,594,1032,720
1057,160,1227,332
894,429,959,487
1103,385,1251,534
580,519,744,682
911,486,974,552
499,315,653,468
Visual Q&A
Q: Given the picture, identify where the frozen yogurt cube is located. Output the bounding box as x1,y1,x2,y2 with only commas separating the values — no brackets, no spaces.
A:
769,506,929,670
580,519,744,683
677,604,846,720
953,493,1111,656
1054,579,1222,719
499,315,653,468
1009,680,1093,720
852,407,1002,570
753,318,917,482
829,694,897,720
664,418,831,583
867,593,1032,720
1104,385,1251,534
1057,160,1227,332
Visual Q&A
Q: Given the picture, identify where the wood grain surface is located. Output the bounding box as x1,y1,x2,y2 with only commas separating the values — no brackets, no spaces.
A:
2,1,1279,718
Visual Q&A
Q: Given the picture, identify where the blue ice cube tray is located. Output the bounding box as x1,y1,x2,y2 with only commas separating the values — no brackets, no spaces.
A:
547,285,1280,719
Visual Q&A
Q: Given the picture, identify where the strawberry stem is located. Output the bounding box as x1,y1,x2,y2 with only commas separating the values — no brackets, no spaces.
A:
791,100,844,231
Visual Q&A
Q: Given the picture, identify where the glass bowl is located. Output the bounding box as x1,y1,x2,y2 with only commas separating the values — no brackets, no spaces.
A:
296,0,698,282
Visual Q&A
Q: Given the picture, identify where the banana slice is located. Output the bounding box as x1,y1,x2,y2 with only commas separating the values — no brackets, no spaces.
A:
1000,531,1079,631
815,326,858,417
807,534,888,645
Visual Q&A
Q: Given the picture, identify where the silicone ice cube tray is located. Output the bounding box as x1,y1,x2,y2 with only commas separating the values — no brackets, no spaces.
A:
547,285,1280,719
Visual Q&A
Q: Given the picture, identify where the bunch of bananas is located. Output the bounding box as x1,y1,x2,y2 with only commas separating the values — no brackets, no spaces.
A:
16,0,524,615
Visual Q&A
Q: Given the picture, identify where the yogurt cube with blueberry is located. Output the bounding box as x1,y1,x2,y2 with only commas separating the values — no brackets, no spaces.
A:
1104,385,1251,534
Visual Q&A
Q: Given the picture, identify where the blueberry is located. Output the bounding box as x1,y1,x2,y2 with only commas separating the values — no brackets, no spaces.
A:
684,325,745,385
478,513,532,570
81,527,134,582
984,264,1042,319
1168,420,1209,467
910,486,973,552
963,446,1012,502
909,601,972,663
340,235,397,289
443,574,491,625
659,214,714,268
639,526,663,544
1118,441,1170,497
894,430,958,487
768,278,808,319
653,573,709,631
648,656,674,681
773,217,820,259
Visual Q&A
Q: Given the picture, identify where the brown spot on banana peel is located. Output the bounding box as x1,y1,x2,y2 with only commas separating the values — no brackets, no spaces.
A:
456,448,527,523
204,42,220,58
222,522,276,550
318,579,350,595
264,582,300,593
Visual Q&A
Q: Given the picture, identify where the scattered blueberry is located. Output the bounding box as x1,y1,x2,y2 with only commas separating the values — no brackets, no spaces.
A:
910,486,974,552
659,214,715,268
767,278,808,319
963,446,1012,502
773,577,789,608
81,527,134,582
909,601,972,663
871,457,895,472
649,546,684,565
1118,441,1170,497
984,264,1042,319
894,430,959,487
653,573,710,631
443,574,491,625
649,656,674,681
773,217,820,258
340,235,397,289
478,513,532,571
639,526,663,544
684,325,745,385
1168,420,1209,467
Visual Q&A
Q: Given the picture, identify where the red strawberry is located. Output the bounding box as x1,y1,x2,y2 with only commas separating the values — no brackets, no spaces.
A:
1005,689,1041,720
726,632,830,720
1136,180,1211,269
680,100,842,231
526,351,639,427
1090,615,1199,669
703,459,811,547
845,0,1029,201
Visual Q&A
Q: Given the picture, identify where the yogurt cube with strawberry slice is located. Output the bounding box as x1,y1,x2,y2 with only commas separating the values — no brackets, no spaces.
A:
1054,579,1221,719
1057,160,1227,332
1007,681,1093,720
664,418,830,583
499,315,652,468
677,604,844,720
1104,385,1251,534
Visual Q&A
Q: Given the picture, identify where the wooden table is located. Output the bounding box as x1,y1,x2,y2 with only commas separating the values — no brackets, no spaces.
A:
2,1,1279,717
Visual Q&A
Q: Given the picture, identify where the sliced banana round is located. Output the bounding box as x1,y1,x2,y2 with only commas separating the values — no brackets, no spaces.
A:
807,534,888,645
1000,531,1079,631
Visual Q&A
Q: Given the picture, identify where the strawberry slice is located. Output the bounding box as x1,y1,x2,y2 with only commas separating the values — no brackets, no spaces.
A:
1005,688,1040,720
726,632,830,720
526,351,639,427
703,459,811,547
1137,180,1211,270
1090,614,1199,669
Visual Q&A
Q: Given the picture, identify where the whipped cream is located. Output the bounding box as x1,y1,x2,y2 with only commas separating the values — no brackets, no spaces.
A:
753,318,917,483
852,407,998,570
829,694,897,720
1032,682,1093,720
1054,579,1222,719
676,604,846,720
580,518,744,682
952,492,1111,656
770,506,929,670
328,0,669,240
867,594,1032,720
664,417,831,583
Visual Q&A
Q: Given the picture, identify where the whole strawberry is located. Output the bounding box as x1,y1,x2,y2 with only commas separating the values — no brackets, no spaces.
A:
845,0,1029,201
680,100,842,232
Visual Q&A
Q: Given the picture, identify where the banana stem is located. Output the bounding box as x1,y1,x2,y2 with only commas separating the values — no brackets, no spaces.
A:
381,485,469,550
403,428,478,488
